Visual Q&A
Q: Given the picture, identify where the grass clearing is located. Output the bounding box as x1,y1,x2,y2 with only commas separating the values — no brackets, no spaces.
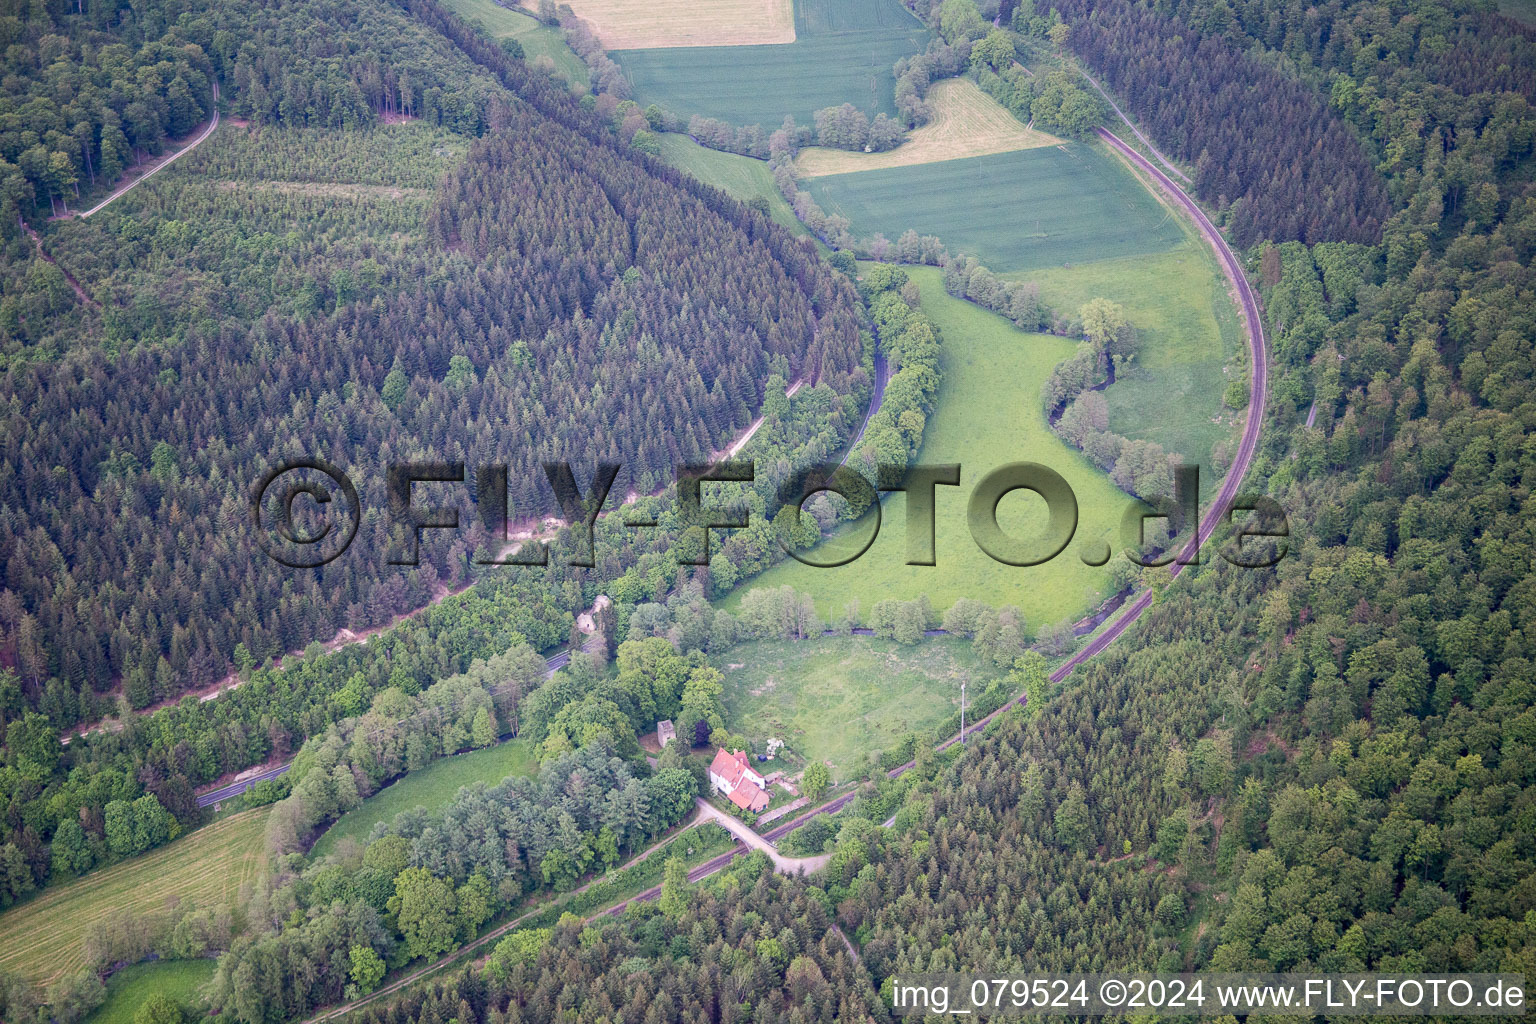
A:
86,960,217,1024
611,0,928,126
796,78,1060,176
439,0,589,84
538,0,794,49
1017,237,1243,481
803,142,1184,272
309,738,538,861
716,635,984,781
730,266,1134,630
656,134,809,237
0,808,267,990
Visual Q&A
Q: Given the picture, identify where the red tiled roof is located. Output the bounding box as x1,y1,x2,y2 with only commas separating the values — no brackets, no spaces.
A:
710,748,767,811
727,784,770,812
709,747,756,788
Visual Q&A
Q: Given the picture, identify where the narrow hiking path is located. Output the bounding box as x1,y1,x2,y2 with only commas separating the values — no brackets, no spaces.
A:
23,224,94,306
76,84,220,219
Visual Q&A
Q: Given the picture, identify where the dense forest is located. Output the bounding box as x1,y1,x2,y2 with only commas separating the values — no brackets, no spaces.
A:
215,740,699,1024
338,855,886,1024
0,0,886,912
186,0,1536,1016
1049,0,1395,246
3,0,1536,1016
0,0,865,740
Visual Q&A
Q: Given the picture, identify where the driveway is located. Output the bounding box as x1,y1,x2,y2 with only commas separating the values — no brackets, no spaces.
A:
693,798,830,875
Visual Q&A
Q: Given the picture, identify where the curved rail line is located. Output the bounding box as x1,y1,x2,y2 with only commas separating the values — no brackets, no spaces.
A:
279,123,1272,1024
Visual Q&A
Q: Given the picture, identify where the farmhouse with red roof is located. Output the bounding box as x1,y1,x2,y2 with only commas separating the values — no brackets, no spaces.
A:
707,747,770,813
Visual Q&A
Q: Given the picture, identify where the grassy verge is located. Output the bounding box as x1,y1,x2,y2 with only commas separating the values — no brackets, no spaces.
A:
310,738,538,860
715,635,985,782
0,808,267,989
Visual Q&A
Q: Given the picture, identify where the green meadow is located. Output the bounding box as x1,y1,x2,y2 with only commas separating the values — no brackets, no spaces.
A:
803,142,1185,272
716,635,983,781
611,0,928,126
1020,237,1243,480
438,0,589,84
656,134,810,237
0,809,267,989
86,960,217,1024
732,266,1134,630
309,738,537,860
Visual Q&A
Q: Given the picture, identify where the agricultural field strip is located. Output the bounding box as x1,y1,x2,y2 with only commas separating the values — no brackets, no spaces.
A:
543,0,795,49
796,78,1061,177
0,808,268,988
609,0,929,126
802,144,1186,272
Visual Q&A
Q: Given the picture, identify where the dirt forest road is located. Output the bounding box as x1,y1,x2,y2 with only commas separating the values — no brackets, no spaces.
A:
76,84,220,219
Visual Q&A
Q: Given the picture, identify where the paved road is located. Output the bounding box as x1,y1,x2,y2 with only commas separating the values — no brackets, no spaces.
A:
847,350,889,452
77,84,220,218
693,797,830,874
197,763,291,807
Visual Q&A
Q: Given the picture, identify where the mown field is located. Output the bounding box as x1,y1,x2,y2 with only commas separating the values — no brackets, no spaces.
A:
310,738,538,860
86,960,217,1024
550,0,794,49
803,142,1185,272
0,808,267,989
656,134,810,237
439,0,589,84
732,266,1133,630
796,78,1059,176
716,635,983,781
1020,237,1242,480
611,0,928,126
